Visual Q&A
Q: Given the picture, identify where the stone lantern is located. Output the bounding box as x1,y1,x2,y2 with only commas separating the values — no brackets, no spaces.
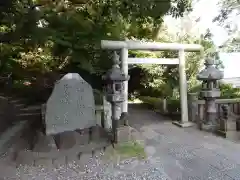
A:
197,58,224,132
102,51,130,143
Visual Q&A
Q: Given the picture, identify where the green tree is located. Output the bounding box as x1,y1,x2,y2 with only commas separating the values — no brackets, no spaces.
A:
0,0,193,77
213,0,240,52
131,27,216,99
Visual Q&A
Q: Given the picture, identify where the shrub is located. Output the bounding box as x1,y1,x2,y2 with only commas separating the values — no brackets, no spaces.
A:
139,96,180,113
167,99,180,113
219,83,240,98
139,96,163,109
190,83,240,99
139,83,240,116
189,84,201,93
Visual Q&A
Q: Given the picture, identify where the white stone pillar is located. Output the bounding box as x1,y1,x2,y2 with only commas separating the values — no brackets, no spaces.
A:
120,48,129,114
172,49,194,127
103,96,112,129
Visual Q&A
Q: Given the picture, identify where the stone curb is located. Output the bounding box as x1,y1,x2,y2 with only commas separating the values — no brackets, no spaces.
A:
16,141,110,166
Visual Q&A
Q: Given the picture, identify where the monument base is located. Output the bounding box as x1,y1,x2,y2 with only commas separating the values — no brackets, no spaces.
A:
172,121,195,128
115,126,144,145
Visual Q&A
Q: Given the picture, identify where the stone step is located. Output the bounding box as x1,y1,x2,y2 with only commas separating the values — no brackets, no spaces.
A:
0,121,29,157
0,137,30,168
16,113,41,122
19,105,41,112
0,121,32,167
33,132,58,152
10,137,31,161
17,139,110,167
8,99,25,104
0,96,18,134
13,103,26,109
15,150,35,166
54,130,91,149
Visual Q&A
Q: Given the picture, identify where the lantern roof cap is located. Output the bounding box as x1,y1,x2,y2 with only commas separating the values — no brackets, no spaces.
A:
197,58,224,81
103,51,129,81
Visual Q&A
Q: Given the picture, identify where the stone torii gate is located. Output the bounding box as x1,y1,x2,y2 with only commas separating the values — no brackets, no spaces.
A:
101,40,203,127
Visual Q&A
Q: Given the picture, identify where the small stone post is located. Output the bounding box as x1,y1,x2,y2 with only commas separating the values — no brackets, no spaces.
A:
120,48,129,125
218,104,229,136
110,102,123,142
198,103,205,130
103,96,112,130
188,93,198,122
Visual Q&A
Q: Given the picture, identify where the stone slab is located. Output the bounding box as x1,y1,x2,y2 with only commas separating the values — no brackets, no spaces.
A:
66,153,78,163
33,132,57,152
45,73,96,135
52,156,66,166
91,125,109,141
116,126,132,143
78,153,93,172
34,158,53,167
54,131,82,149
15,150,34,166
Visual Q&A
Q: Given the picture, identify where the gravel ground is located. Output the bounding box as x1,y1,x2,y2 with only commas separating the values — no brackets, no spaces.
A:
2,106,240,179
11,156,169,180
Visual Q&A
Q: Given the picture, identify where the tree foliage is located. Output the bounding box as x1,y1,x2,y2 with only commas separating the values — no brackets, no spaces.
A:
2,0,217,103
0,0,192,77
129,26,216,99
213,0,240,51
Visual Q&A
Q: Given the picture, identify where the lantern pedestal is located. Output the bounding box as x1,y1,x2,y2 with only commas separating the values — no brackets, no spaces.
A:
113,126,143,144
172,121,195,128
116,126,132,143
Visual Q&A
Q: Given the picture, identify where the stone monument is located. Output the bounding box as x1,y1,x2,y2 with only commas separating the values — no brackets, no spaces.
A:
45,73,96,135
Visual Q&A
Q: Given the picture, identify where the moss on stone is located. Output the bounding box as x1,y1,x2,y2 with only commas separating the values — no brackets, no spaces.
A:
102,141,146,163
115,141,146,159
